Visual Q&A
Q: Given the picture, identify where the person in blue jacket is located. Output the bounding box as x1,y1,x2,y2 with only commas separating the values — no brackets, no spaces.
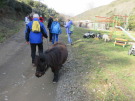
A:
65,19,73,45
51,18,62,44
25,14,48,66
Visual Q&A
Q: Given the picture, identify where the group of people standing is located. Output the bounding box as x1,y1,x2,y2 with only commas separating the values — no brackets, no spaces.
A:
47,16,74,45
25,13,74,66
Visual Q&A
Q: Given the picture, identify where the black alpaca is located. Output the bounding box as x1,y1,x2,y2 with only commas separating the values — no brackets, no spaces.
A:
35,42,68,83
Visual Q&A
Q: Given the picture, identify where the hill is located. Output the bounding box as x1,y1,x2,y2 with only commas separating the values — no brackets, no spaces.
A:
0,0,32,19
0,0,32,42
73,0,135,21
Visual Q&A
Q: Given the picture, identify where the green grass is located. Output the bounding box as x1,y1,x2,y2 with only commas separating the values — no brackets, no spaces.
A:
61,27,135,100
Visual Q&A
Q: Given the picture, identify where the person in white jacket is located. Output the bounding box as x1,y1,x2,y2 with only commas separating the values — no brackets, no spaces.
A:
25,15,30,25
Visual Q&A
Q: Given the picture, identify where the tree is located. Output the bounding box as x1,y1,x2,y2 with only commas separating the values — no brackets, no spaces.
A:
128,15,135,30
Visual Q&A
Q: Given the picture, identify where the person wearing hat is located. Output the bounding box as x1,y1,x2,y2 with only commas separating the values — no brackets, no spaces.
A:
47,15,54,42
25,13,48,66
39,15,44,23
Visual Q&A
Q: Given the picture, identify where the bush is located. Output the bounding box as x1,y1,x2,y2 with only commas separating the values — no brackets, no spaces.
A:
128,15,135,31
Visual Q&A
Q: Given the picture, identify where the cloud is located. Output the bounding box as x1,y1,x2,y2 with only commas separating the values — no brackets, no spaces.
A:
40,0,116,16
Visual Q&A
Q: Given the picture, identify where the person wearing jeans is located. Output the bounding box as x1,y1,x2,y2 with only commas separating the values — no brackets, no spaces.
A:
52,34,59,44
67,33,72,44
51,18,61,44
65,19,73,45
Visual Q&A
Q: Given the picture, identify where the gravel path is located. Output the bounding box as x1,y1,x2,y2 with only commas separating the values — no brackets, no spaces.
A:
0,26,57,101
55,34,92,101
0,25,92,101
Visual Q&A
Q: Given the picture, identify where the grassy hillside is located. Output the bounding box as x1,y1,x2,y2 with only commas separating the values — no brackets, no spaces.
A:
73,0,135,21
0,0,32,19
0,0,32,42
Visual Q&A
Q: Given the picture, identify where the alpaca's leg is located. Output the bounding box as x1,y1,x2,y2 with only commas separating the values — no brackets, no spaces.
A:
107,38,110,41
105,38,106,42
128,50,132,55
53,70,59,83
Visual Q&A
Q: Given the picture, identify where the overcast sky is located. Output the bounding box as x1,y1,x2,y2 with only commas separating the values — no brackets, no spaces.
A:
40,0,116,16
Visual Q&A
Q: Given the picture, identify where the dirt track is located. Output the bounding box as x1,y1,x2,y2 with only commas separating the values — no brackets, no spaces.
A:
0,25,91,101
0,27,57,101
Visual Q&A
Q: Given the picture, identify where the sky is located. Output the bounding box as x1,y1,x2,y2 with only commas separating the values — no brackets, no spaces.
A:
40,0,116,16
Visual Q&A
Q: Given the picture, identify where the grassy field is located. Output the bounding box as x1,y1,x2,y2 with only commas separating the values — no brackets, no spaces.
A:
61,26,135,101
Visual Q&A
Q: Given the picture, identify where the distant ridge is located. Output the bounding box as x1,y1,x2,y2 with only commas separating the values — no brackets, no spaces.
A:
73,0,135,21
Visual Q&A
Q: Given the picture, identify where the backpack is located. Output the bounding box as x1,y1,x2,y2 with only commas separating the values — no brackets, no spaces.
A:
32,21,41,33
51,22,61,34
53,22,59,30
70,25,74,31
